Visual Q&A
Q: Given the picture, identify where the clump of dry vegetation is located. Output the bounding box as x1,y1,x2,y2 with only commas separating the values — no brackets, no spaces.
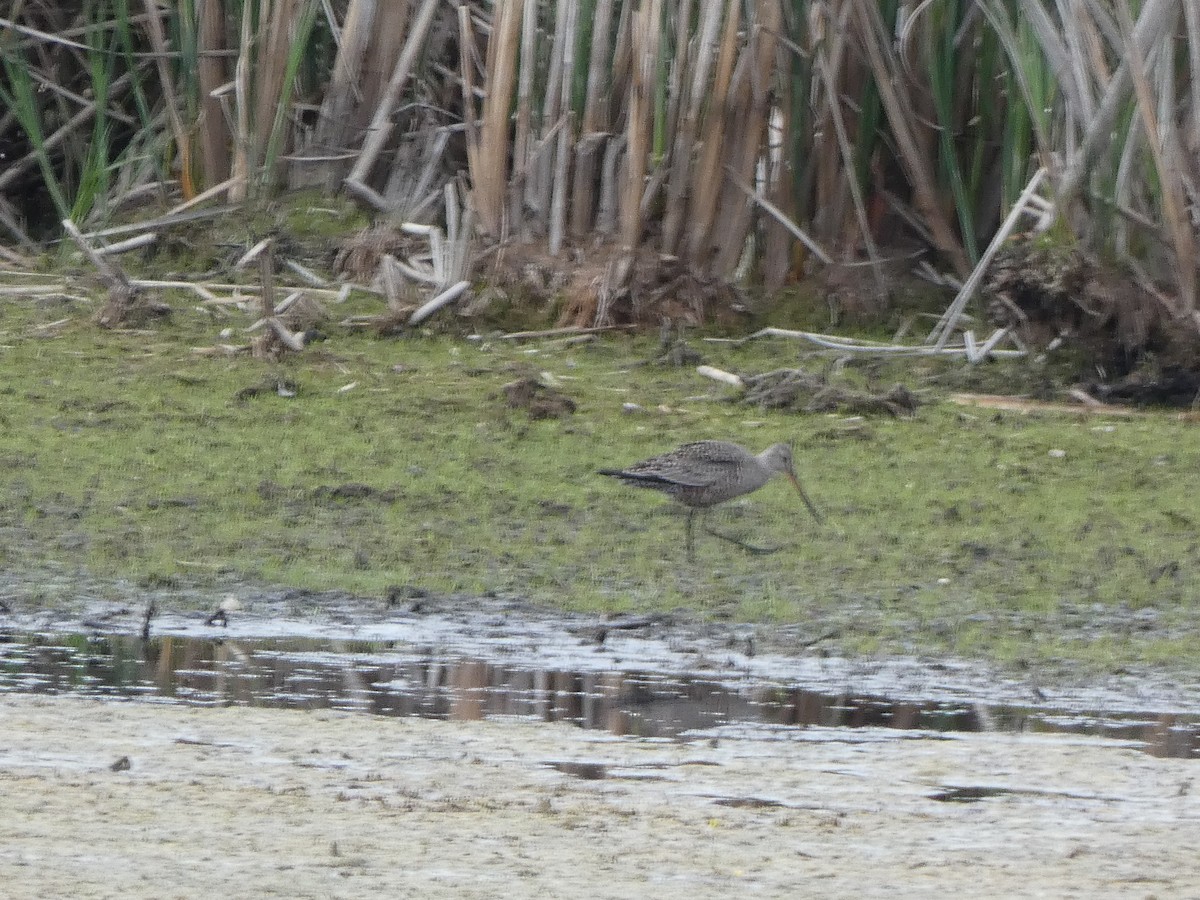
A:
986,238,1200,385
741,369,921,417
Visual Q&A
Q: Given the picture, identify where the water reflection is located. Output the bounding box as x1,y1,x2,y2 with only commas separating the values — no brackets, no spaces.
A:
1,631,1196,758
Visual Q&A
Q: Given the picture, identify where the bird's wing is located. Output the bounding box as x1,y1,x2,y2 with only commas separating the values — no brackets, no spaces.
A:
623,441,739,487
676,440,745,462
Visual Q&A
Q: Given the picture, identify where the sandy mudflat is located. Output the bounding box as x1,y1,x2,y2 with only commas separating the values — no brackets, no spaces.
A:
1,694,1197,899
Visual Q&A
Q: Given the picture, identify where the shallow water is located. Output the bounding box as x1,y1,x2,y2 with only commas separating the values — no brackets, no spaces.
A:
2,628,1197,758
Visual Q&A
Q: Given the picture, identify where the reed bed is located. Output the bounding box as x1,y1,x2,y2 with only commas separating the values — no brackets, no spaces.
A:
0,0,1197,327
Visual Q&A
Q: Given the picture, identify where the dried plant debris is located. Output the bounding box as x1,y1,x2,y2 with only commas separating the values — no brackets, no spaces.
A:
741,368,921,417
93,286,171,329
984,238,1200,378
586,251,745,328
61,218,170,329
333,227,419,282
482,245,745,329
501,377,577,420
277,295,328,332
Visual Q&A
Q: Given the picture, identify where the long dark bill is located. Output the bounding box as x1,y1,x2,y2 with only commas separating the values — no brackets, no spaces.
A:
786,472,824,525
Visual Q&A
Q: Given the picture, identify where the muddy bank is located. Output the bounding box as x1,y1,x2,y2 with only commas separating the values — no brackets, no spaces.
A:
1,693,1197,898
5,577,1200,719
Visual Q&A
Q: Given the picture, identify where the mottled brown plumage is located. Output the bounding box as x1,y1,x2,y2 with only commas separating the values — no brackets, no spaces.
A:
599,440,822,557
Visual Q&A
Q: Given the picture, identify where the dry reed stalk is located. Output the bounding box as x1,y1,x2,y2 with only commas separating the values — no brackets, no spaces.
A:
569,0,618,239
140,0,194,198
595,133,626,234
443,182,474,284
510,0,539,236
761,103,795,292
228,1,254,202
929,167,1050,348
63,218,169,327
0,244,34,266
528,0,571,231
581,0,617,135
316,0,377,143
620,0,663,251
568,129,609,238
1056,0,1178,208
385,125,453,219
360,2,414,116
0,197,37,249
197,0,230,189
660,0,723,253
805,3,843,247
710,3,782,276
302,0,389,189
548,0,579,255
304,1,417,194
587,2,634,237
458,6,482,189
1187,0,1200,156
810,5,885,288
1055,0,1099,123
896,6,943,208
850,0,969,276
345,0,440,206
259,241,274,321
1115,0,1195,313
684,0,740,265
472,0,523,237
256,0,307,188
662,0,694,149
609,1,633,114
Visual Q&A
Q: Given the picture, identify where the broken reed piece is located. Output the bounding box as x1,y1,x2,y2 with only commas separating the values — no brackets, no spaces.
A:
696,365,745,388
408,280,470,325
497,325,633,340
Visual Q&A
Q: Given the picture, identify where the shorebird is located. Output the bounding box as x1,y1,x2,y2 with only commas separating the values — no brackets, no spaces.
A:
598,440,822,559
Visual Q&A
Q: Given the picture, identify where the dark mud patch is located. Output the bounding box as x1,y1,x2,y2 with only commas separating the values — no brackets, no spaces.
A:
1086,366,1200,407
500,376,577,419
310,482,401,504
233,375,300,402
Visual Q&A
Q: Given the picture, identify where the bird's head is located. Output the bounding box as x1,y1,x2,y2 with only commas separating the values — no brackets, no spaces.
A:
761,442,796,477
762,442,823,524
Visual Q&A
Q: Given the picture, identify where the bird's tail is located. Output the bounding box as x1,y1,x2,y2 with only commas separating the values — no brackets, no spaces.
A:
597,468,676,488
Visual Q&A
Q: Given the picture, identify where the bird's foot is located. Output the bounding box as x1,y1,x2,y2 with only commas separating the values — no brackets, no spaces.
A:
702,525,783,555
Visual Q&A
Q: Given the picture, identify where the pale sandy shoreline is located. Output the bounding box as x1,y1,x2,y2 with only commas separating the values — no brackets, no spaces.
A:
2,693,1197,898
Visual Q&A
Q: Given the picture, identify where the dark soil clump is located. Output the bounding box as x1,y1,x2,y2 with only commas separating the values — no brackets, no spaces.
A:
984,239,1200,402
501,376,577,419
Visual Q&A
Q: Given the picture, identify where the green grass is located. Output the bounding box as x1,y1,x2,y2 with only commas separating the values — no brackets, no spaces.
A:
2,290,1199,674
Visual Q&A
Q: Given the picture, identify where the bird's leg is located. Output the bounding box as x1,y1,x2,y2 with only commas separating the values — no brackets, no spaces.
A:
702,511,782,555
685,508,696,561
